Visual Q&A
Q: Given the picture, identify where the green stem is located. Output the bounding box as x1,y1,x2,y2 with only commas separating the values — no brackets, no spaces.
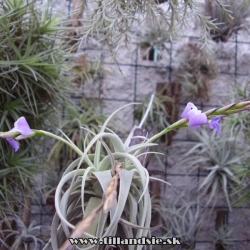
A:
148,118,188,143
37,130,83,156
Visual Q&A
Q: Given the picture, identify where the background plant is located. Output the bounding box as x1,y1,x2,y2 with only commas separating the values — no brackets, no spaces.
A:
174,42,219,101
134,92,171,135
232,157,250,207
220,79,250,208
180,128,243,210
159,198,201,250
138,20,171,61
78,0,226,62
211,225,235,249
0,0,74,246
0,215,48,250
205,0,250,42
48,98,111,169
225,77,250,140
69,52,108,86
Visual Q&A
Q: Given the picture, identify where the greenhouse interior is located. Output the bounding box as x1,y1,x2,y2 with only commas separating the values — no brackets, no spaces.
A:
1,0,250,249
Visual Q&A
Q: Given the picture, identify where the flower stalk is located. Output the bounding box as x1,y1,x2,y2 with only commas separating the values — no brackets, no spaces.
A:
148,101,250,144
37,130,84,156
1,101,250,153
0,128,83,156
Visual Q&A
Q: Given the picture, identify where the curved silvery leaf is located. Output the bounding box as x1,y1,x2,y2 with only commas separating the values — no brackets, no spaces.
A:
125,142,158,154
55,172,84,226
100,103,140,134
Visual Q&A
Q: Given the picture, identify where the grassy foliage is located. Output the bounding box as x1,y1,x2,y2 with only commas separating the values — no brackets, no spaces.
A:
0,0,72,227
0,0,70,123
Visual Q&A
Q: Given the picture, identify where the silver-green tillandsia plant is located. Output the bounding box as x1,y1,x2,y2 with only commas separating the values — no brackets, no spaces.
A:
179,128,242,211
0,215,48,250
1,100,250,249
211,225,235,249
226,77,250,140
150,193,201,250
0,0,77,225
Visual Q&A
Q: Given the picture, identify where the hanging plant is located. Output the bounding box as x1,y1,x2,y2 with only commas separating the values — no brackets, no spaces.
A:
205,0,250,42
138,22,171,61
174,42,219,101
69,53,109,87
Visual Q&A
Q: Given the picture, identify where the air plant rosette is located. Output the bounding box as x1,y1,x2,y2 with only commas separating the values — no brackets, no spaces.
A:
1,100,250,249
138,22,171,62
180,128,243,211
69,53,107,87
0,215,49,250
211,225,235,249
160,198,201,250
174,42,219,101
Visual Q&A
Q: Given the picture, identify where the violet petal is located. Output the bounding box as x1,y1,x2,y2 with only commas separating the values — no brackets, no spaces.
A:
12,117,32,136
6,138,19,152
210,116,221,136
188,109,208,128
181,102,198,118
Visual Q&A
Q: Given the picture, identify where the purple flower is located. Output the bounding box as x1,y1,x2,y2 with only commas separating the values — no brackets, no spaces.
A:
210,116,221,136
1,117,32,151
181,102,208,129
